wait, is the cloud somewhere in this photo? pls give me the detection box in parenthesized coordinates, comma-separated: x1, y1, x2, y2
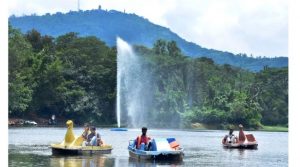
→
(8, 0, 288, 57)
(9, 0, 77, 16)
(162, 0, 288, 57)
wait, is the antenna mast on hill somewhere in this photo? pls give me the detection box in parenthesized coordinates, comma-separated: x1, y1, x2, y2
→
(77, 0, 80, 11)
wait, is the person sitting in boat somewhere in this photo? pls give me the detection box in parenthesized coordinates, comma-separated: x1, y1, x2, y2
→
(223, 128, 238, 144)
(135, 127, 151, 150)
(238, 124, 246, 143)
(81, 123, 90, 145)
(85, 126, 102, 146)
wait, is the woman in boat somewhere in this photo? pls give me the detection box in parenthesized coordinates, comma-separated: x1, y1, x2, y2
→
(81, 123, 90, 141)
(135, 127, 151, 150)
(223, 128, 238, 144)
(81, 123, 90, 146)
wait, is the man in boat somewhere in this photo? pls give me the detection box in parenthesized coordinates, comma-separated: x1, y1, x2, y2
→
(85, 126, 102, 146)
(223, 128, 238, 144)
(135, 127, 151, 150)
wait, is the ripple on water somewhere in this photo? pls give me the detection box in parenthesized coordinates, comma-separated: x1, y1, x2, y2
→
(9, 144, 52, 156)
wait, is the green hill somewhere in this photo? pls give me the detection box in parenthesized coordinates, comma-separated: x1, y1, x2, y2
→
(9, 9, 288, 71)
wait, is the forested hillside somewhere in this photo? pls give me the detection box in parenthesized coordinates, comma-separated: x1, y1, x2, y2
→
(9, 9, 288, 71)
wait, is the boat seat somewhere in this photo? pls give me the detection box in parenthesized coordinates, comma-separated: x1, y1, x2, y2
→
(154, 138, 172, 151)
(170, 141, 180, 149)
(245, 134, 256, 142)
(167, 138, 180, 149)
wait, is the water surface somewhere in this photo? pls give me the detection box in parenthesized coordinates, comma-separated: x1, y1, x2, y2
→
(9, 127, 288, 166)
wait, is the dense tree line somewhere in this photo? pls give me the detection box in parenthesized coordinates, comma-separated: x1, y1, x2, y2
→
(9, 26, 116, 125)
(9, 27, 288, 128)
(133, 40, 288, 129)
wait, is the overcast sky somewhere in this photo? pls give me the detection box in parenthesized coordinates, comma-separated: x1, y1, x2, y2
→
(8, 0, 288, 57)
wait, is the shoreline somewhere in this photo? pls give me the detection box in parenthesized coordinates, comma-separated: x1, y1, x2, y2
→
(8, 118, 288, 132)
(8, 125, 288, 132)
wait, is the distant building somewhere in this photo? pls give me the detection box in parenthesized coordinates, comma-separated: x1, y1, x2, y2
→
(98, 5, 102, 10)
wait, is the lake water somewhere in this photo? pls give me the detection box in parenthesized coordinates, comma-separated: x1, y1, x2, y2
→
(9, 127, 288, 167)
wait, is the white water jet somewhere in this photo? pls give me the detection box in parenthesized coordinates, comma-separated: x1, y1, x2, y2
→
(116, 37, 152, 128)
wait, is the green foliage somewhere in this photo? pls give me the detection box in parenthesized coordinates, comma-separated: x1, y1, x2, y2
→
(9, 73, 33, 115)
(255, 67, 288, 125)
(9, 27, 116, 124)
(186, 106, 228, 124)
(153, 39, 181, 57)
(8, 28, 288, 128)
(9, 26, 35, 115)
(137, 39, 286, 128)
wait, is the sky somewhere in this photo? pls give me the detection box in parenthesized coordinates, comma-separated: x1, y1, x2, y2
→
(8, 0, 288, 57)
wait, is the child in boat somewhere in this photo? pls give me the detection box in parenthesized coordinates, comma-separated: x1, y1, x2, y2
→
(223, 128, 238, 144)
(85, 126, 102, 146)
(135, 127, 152, 150)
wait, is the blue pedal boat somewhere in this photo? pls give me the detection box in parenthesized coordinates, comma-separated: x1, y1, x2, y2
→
(110, 128, 128, 131)
(128, 138, 184, 161)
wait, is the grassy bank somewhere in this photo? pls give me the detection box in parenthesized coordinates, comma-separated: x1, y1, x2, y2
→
(259, 125, 288, 132)
(190, 123, 288, 132)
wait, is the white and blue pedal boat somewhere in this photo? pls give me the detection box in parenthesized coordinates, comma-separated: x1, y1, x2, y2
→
(128, 138, 184, 161)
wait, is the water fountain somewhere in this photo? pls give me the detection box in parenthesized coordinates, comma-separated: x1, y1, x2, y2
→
(112, 37, 153, 130)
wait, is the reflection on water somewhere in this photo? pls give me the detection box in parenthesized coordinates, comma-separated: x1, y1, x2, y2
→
(50, 155, 184, 167)
(50, 155, 113, 167)
(9, 153, 183, 167)
(9, 128, 288, 167)
(128, 157, 183, 167)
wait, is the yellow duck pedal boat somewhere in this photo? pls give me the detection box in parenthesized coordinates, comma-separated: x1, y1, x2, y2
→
(50, 120, 112, 155)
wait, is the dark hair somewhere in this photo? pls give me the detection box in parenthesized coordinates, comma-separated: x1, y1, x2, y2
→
(142, 127, 147, 131)
(90, 126, 96, 131)
(84, 123, 90, 127)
